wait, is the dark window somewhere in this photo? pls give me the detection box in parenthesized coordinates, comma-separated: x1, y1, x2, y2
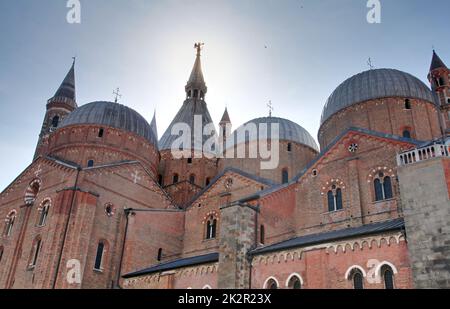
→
(439, 77, 445, 86)
(267, 279, 278, 289)
(206, 218, 217, 240)
(327, 191, 335, 212)
(374, 179, 383, 201)
(0, 247, 4, 263)
(158, 175, 163, 186)
(447, 98, 450, 104)
(4, 214, 15, 237)
(157, 248, 163, 262)
(51, 115, 60, 128)
(404, 99, 411, 110)
(403, 130, 411, 139)
(173, 174, 179, 184)
(87, 160, 94, 168)
(187, 158, 193, 164)
(353, 271, 364, 289)
(288, 276, 302, 289)
(282, 169, 289, 184)
(260, 225, 265, 245)
(105, 204, 113, 216)
(30, 239, 42, 267)
(94, 242, 105, 270)
(287, 143, 292, 152)
(336, 189, 343, 210)
(189, 174, 195, 184)
(98, 128, 104, 138)
(193, 90, 199, 98)
(188, 90, 192, 98)
(200, 91, 204, 100)
(38, 203, 50, 226)
(383, 176, 393, 199)
(382, 266, 395, 289)
(205, 178, 211, 186)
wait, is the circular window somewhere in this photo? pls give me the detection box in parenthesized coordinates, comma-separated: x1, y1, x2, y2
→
(348, 143, 359, 153)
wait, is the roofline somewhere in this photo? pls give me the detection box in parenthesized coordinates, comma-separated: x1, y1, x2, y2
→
(250, 218, 405, 256)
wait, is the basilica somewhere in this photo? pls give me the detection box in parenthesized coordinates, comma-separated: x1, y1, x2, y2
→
(0, 45, 449, 289)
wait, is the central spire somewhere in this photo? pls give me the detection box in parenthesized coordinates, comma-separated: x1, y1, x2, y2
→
(185, 42, 207, 100)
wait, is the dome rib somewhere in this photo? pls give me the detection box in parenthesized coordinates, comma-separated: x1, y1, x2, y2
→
(320, 69, 436, 125)
(60, 101, 158, 147)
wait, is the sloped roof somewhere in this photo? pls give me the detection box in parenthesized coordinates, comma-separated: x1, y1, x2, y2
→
(430, 50, 448, 71)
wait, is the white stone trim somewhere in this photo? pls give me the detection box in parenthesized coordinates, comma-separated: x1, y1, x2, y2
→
(375, 261, 398, 277)
(344, 265, 367, 280)
(285, 273, 304, 287)
(263, 276, 280, 289)
(202, 284, 212, 289)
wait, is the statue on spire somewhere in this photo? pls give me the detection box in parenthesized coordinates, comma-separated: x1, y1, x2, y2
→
(194, 42, 204, 56)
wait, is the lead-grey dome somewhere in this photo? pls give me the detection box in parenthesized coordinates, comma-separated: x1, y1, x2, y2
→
(321, 69, 436, 125)
(60, 101, 158, 147)
(229, 117, 319, 152)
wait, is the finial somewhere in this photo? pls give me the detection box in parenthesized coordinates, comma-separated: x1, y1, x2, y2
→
(194, 42, 204, 56)
(267, 100, 274, 118)
(367, 57, 374, 70)
(113, 87, 122, 103)
(72, 56, 76, 65)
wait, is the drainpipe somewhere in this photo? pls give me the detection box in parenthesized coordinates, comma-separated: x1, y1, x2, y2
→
(52, 166, 81, 289)
(115, 208, 132, 289)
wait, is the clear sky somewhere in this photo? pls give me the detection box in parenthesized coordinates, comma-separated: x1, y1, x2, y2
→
(0, 0, 449, 191)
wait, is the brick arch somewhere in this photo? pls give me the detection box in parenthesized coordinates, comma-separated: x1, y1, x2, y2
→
(24, 178, 42, 206)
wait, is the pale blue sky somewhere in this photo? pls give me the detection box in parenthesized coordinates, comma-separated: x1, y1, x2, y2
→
(1, 0, 449, 191)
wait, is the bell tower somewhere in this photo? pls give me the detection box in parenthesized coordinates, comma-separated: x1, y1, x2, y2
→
(34, 60, 77, 160)
(428, 50, 450, 134)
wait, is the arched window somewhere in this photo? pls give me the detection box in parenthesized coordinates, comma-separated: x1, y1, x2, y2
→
(51, 115, 60, 128)
(282, 169, 289, 184)
(187, 158, 193, 164)
(94, 241, 105, 271)
(266, 278, 278, 289)
(29, 237, 42, 268)
(205, 178, 211, 186)
(87, 160, 94, 168)
(38, 200, 50, 227)
(98, 128, 104, 138)
(24, 179, 41, 206)
(0, 246, 4, 263)
(189, 174, 196, 185)
(404, 99, 411, 110)
(188, 90, 192, 99)
(327, 185, 343, 212)
(351, 270, 364, 289)
(374, 173, 393, 201)
(438, 77, 445, 87)
(381, 265, 395, 289)
(402, 130, 411, 139)
(260, 225, 265, 245)
(173, 174, 179, 184)
(206, 216, 217, 240)
(157, 248, 163, 262)
(158, 174, 163, 186)
(287, 143, 292, 152)
(193, 90, 199, 98)
(3, 212, 16, 237)
(287, 275, 302, 289)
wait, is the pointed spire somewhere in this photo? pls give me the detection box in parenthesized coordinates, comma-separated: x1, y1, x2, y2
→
(220, 107, 231, 124)
(185, 43, 207, 99)
(430, 50, 448, 71)
(50, 59, 77, 107)
(150, 110, 158, 140)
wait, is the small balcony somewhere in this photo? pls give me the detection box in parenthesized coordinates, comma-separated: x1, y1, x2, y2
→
(397, 141, 450, 167)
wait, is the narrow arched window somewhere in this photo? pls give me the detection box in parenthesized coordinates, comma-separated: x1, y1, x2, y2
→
(206, 217, 217, 240)
(173, 174, 179, 184)
(382, 265, 395, 289)
(38, 202, 50, 227)
(29, 238, 42, 268)
(94, 241, 105, 271)
(51, 115, 60, 128)
(260, 225, 265, 245)
(157, 248, 163, 262)
(383, 176, 393, 199)
(193, 89, 199, 98)
(189, 174, 196, 184)
(0, 246, 4, 263)
(158, 174, 163, 186)
(288, 276, 302, 289)
(403, 130, 411, 139)
(87, 160, 94, 168)
(282, 169, 289, 184)
(327, 191, 335, 212)
(3, 213, 16, 237)
(266, 279, 278, 289)
(287, 143, 292, 152)
(404, 99, 411, 110)
(439, 77, 445, 87)
(205, 178, 211, 186)
(374, 178, 384, 201)
(336, 188, 343, 210)
(352, 270, 364, 289)
(98, 128, 104, 138)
